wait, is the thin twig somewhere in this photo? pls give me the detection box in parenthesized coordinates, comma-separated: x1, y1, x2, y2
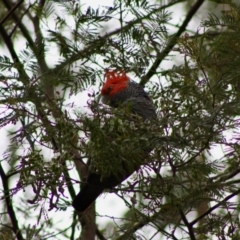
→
(0, 0, 23, 26)
(9, 3, 33, 38)
(2, 0, 48, 72)
(70, 212, 77, 240)
(140, 0, 205, 85)
(53, 0, 187, 76)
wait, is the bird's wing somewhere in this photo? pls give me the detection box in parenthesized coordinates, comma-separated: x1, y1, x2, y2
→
(123, 96, 157, 121)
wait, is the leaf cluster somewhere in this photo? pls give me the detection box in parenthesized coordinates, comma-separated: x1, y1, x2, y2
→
(1, 0, 240, 240)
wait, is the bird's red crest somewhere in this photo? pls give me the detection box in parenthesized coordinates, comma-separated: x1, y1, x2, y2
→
(101, 70, 129, 97)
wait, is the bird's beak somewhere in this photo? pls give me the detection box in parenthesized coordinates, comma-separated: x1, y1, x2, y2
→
(101, 95, 110, 105)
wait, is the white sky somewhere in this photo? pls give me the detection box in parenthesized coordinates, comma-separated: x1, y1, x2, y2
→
(0, 0, 232, 239)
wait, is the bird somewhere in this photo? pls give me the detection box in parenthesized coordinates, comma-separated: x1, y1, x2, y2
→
(72, 70, 157, 212)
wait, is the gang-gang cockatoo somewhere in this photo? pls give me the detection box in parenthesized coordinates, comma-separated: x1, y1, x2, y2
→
(72, 70, 157, 212)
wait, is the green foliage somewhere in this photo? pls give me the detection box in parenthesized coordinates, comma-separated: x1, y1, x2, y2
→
(1, 0, 240, 240)
(82, 109, 155, 179)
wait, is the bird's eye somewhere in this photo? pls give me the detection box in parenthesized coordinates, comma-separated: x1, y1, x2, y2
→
(107, 86, 113, 92)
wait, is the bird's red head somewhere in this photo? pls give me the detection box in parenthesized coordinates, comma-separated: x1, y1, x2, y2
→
(101, 70, 129, 98)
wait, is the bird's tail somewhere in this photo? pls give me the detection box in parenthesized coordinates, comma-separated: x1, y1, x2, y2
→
(72, 184, 104, 212)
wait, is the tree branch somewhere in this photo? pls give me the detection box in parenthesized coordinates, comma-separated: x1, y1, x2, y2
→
(115, 207, 180, 240)
(2, 0, 49, 73)
(96, 228, 107, 240)
(179, 208, 196, 240)
(53, 0, 187, 74)
(1, 2, 93, 239)
(0, 23, 29, 82)
(0, 163, 24, 240)
(190, 189, 240, 226)
(140, 0, 205, 85)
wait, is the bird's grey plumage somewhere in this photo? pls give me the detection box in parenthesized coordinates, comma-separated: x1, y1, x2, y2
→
(102, 81, 157, 121)
(72, 79, 157, 212)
